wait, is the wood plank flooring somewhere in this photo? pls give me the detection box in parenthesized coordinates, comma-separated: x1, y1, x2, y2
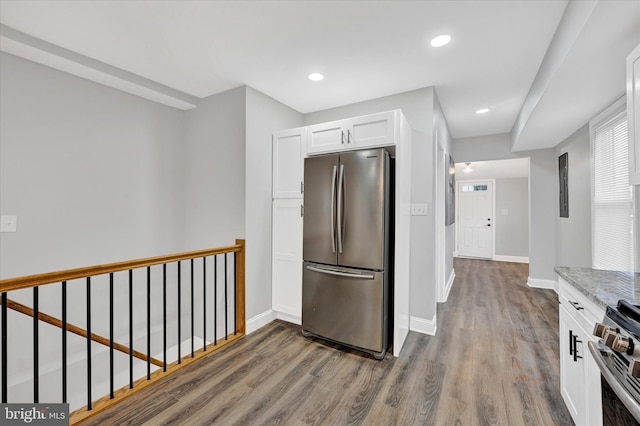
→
(82, 258, 573, 425)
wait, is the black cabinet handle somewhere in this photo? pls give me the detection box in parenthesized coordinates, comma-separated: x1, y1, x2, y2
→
(569, 330, 574, 356)
(569, 300, 584, 311)
(573, 334, 583, 362)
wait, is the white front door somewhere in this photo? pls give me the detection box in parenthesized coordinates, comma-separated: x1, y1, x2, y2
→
(457, 181, 493, 259)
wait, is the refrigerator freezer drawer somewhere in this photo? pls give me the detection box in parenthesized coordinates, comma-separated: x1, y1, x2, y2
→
(302, 262, 388, 353)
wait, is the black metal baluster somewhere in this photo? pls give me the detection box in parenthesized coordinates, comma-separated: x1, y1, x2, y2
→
(214, 255, 217, 345)
(178, 261, 181, 364)
(33, 286, 39, 403)
(109, 273, 114, 399)
(128, 270, 133, 389)
(163, 264, 167, 372)
(86, 277, 92, 410)
(62, 282, 67, 403)
(224, 253, 228, 341)
(203, 257, 206, 352)
(1, 292, 6, 403)
(234, 252, 237, 335)
(191, 258, 194, 357)
(146, 267, 151, 380)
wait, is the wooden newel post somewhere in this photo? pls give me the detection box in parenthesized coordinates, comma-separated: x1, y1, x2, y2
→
(235, 239, 246, 334)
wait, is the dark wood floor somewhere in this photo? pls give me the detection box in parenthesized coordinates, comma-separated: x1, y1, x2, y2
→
(82, 258, 573, 425)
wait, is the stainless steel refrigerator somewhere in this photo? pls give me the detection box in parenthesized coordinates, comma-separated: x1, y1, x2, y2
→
(302, 148, 391, 359)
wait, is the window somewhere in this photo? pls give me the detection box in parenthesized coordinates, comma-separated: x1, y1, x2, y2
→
(591, 98, 634, 271)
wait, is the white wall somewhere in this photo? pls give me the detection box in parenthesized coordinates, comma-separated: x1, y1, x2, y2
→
(179, 87, 247, 251)
(245, 87, 303, 322)
(0, 53, 184, 278)
(495, 177, 529, 257)
(554, 124, 592, 268)
(303, 87, 441, 323)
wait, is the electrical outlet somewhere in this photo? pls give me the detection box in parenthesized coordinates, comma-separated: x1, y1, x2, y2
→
(410, 204, 428, 216)
(1, 215, 17, 232)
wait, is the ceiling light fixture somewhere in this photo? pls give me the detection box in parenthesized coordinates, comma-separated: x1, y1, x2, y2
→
(476, 108, 489, 114)
(308, 72, 324, 82)
(430, 35, 451, 47)
(463, 162, 473, 173)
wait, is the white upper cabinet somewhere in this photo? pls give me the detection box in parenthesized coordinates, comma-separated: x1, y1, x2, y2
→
(273, 127, 306, 198)
(307, 110, 397, 155)
(628, 43, 640, 185)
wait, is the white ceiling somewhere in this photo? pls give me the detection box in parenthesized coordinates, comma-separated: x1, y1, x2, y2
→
(455, 158, 530, 180)
(0, 1, 639, 150)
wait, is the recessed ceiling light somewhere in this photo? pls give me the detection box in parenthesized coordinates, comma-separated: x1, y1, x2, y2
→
(308, 73, 324, 82)
(430, 35, 451, 47)
(476, 108, 489, 114)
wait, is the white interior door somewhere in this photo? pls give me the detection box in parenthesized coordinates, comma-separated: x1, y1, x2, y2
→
(457, 181, 493, 259)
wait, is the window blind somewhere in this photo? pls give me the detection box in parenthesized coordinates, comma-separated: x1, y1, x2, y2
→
(591, 106, 633, 271)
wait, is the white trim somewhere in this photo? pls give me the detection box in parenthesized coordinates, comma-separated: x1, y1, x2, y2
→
(442, 269, 455, 303)
(275, 311, 301, 325)
(493, 255, 530, 264)
(527, 277, 558, 293)
(246, 310, 276, 334)
(410, 314, 437, 336)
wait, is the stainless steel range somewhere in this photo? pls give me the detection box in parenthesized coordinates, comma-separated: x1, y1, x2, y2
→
(592, 300, 640, 424)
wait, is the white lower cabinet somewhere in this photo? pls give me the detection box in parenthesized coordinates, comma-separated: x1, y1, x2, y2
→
(271, 198, 303, 323)
(558, 277, 604, 426)
(559, 304, 587, 424)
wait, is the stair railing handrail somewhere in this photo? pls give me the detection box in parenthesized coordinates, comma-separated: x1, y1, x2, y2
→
(0, 243, 242, 292)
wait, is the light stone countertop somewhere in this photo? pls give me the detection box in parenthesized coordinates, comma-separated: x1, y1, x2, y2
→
(554, 267, 640, 309)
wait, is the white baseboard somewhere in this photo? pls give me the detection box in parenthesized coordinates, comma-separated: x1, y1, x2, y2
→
(527, 277, 558, 293)
(275, 311, 301, 325)
(246, 310, 276, 334)
(493, 255, 530, 264)
(410, 314, 437, 336)
(443, 269, 455, 303)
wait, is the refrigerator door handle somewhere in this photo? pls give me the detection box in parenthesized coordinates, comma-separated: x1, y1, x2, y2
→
(305, 265, 375, 280)
(337, 164, 345, 254)
(330, 165, 337, 253)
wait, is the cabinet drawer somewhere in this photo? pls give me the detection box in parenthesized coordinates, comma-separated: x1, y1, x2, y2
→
(558, 277, 604, 335)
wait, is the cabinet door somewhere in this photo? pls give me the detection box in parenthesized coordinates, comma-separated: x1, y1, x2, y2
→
(628, 44, 640, 185)
(344, 110, 396, 150)
(272, 199, 303, 322)
(307, 121, 346, 155)
(306, 110, 398, 155)
(273, 128, 305, 198)
(559, 304, 587, 426)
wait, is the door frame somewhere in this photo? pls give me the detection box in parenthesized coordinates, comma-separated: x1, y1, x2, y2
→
(455, 179, 496, 259)
(435, 138, 446, 303)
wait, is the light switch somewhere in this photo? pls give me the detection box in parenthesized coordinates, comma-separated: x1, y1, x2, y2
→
(1, 215, 17, 232)
(411, 204, 428, 216)
(501, 209, 509, 216)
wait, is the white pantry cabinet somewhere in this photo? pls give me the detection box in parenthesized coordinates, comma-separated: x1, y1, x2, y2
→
(307, 110, 397, 155)
(628, 43, 640, 185)
(273, 127, 306, 198)
(271, 198, 303, 323)
(558, 277, 604, 426)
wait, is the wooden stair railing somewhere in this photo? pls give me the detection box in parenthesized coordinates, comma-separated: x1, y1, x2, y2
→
(0, 239, 246, 425)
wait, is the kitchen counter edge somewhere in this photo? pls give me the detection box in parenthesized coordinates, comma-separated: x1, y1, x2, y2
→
(554, 266, 640, 309)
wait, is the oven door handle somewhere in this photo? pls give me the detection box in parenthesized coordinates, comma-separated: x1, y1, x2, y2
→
(588, 340, 640, 423)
